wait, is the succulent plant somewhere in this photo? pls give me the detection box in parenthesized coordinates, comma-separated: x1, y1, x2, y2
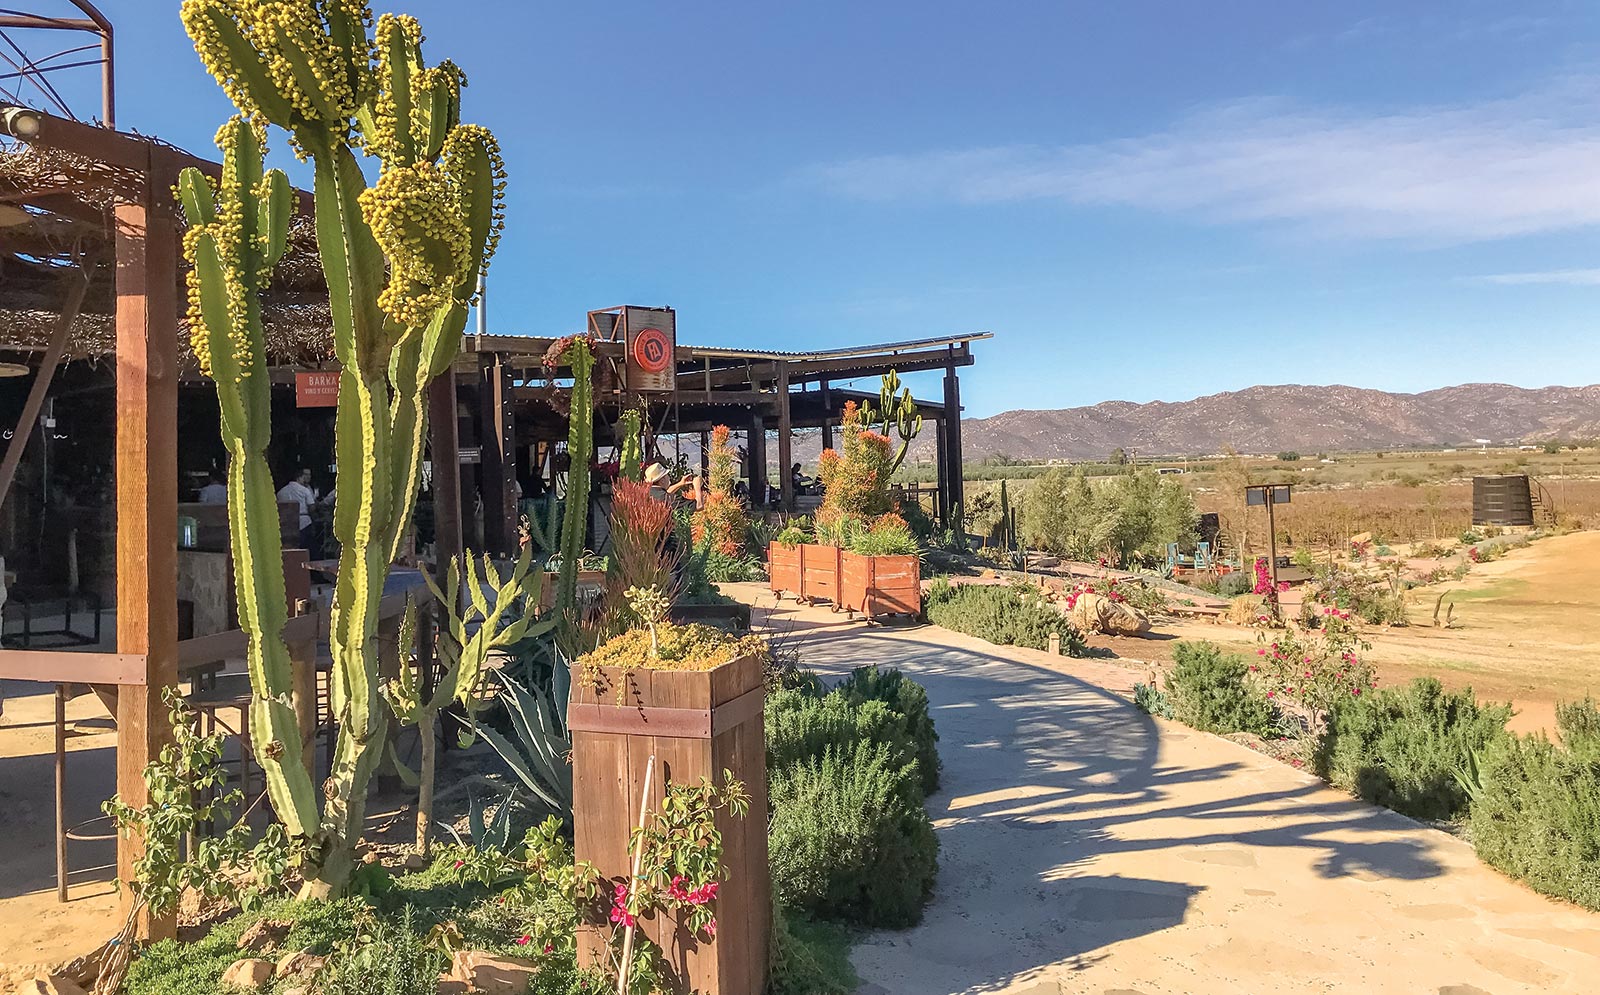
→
(860, 368, 923, 474)
(179, 0, 504, 897)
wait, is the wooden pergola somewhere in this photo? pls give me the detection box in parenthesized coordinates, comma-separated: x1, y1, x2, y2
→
(460, 329, 987, 556)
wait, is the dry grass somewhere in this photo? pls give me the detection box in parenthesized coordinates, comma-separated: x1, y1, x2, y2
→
(1195, 480, 1600, 546)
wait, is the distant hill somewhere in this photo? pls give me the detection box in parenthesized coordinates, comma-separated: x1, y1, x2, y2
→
(943, 383, 1600, 461)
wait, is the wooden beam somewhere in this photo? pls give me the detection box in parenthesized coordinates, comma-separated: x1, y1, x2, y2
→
(0, 649, 146, 684)
(0, 257, 96, 511)
(819, 379, 834, 452)
(777, 365, 793, 512)
(784, 345, 974, 384)
(113, 149, 180, 941)
(479, 352, 516, 556)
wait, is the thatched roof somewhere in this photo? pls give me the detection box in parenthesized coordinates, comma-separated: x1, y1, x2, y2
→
(0, 139, 333, 365)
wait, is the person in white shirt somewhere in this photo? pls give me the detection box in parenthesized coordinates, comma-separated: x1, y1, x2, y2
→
(277, 468, 319, 553)
(198, 470, 227, 504)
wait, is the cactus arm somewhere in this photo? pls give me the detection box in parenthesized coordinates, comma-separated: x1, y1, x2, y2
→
(259, 169, 291, 268)
(619, 409, 643, 482)
(182, 5, 295, 126)
(311, 141, 388, 375)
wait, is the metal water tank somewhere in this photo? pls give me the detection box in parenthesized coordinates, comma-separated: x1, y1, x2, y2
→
(1472, 475, 1533, 527)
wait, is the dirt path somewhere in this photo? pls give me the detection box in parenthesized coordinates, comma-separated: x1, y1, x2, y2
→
(738, 588, 1600, 994)
(1080, 531, 1600, 734)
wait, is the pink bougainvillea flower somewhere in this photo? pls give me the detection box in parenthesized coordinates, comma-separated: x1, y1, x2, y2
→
(452, 860, 464, 870)
(515, 934, 531, 946)
(704, 919, 717, 938)
(1257, 648, 1267, 656)
(544, 943, 554, 955)
(1266, 691, 1276, 699)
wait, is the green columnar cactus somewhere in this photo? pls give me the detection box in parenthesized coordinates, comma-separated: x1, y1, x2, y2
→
(860, 369, 923, 474)
(550, 337, 595, 629)
(384, 543, 551, 856)
(180, 0, 504, 897)
(618, 408, 644, 483)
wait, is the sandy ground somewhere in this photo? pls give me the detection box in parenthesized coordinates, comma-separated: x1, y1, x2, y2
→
(733, 586, 1600, 995)
(0, 682, 123, 977)
(1085, 531, 1600, 735)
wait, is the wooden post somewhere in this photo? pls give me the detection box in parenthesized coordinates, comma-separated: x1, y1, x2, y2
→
(55, 684, 67, 903)
(776, 365, 793, 512)
(933, 415, 949, 525)
(113, 155, 180, 941)
(819, 378, 834, 452)
(426, 373, 463, 714)
(943, 358, 965, 517)
(746, 411, 767, 509)
(479, 352, 516, 557)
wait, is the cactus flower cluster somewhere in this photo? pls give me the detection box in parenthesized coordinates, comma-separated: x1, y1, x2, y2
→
(179, 0, 505, 896)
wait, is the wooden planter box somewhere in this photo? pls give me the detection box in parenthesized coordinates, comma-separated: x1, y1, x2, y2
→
(840, 551, 921, 621)
(799, 543, 843, 607)
(569, 654, 770, 994)
(768, 542, 844, 608)
(767, 542, 801, 599)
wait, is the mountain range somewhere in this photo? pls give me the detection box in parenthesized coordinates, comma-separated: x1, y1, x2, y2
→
(945, 383, 1600, 461)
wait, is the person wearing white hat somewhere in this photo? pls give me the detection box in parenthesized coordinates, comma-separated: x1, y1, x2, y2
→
(644, 462, 705, 509)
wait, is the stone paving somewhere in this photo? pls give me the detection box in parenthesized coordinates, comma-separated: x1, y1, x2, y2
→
(739, 587, 1600, 995)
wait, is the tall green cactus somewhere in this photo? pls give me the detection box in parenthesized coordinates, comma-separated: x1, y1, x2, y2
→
(180, 0, 504, 897)
(860, 368, 923, 473)
(545, 336, 595, 631)
(618, 408, 644, 483)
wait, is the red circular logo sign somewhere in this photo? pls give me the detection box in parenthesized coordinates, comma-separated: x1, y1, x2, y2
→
(632, 326, 671, 374)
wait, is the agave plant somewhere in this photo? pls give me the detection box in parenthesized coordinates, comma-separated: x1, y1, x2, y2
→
(476, 667, 573, 821)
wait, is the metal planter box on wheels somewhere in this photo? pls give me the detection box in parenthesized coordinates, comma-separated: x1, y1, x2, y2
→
(569, 654, 770, 994)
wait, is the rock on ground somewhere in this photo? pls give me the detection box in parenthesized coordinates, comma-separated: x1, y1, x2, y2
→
(220, 958, 275, 989)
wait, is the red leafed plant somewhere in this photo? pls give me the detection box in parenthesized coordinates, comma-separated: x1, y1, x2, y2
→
(817, 402, 895, 529)
(609, 478, 679, 606)
(692, 425, 749, 557)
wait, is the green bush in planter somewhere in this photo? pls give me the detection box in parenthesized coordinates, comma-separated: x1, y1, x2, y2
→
(1164, 641, 1276, 736)
(834, 666, 942, 796)
(1316, 677, 1510, 821)
(1468, 698, 1600, 910)
(768, 741, 938, 928)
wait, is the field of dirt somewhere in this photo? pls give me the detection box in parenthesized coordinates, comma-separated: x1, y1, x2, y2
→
(1103, 530, 1600, 734)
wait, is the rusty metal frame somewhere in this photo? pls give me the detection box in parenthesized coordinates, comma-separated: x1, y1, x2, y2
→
(0, 2, 115, 125)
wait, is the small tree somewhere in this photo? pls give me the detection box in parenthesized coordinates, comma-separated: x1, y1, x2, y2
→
(691, 424, 749, 556)
(384, 544, 550, 858)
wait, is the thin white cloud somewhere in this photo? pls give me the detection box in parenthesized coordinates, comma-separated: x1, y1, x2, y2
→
(805, 82, 1600, 243)
(1473, 268, 1600, 285)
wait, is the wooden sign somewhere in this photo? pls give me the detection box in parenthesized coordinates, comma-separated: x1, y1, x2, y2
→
(295, 370, 340, 407)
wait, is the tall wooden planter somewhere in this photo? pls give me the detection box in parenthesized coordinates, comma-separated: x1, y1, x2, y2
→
(569, 653, 771, 994)
(840, 551, 921, 620)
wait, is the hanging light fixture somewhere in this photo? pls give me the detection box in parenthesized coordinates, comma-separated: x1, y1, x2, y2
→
(0, 362, 31, 377)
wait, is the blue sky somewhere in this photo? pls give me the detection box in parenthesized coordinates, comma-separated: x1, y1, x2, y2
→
(12, 2, 1600, 416)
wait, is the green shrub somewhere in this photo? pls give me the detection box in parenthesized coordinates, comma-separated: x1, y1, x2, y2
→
(1164, 641, 1276, 736)
(318, 910, 443, 995)
(768, 741, 938, 927)
(126, 899, 370, 995)
(924, 579, 1087, 655)
(1133, 681, 1174, 718)
(1217, 571, 1253, 598)
(1316, 677, 1511, 821)
(834, 666, 941, 796)
(766, 688, 922, 795)
(1469, 701, 1600, 910)
(767, 903, 859, 995)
